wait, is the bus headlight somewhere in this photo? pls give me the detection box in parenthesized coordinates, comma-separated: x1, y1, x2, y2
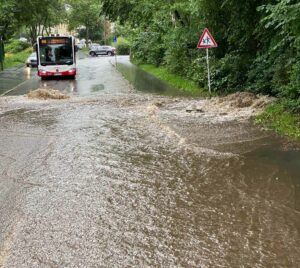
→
(68, 68, 76, 74)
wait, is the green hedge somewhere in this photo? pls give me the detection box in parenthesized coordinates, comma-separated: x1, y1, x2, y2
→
(117, 43, 130, 55)
(5, 39, 31, 53)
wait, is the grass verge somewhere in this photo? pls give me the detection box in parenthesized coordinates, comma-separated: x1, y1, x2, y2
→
(3, 48, 32, 69)
(138, 63, 208, 96)
(256, 103, 300, 140)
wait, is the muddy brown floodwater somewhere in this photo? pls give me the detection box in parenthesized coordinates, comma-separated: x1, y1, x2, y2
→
(0, 56, 299, 268)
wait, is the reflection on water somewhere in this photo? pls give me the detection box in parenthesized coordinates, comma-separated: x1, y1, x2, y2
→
(26, 67, 31, 80)
(243, 145, 300, 211)
(117, 61, 200, 97)
(92, 84, 105, 92)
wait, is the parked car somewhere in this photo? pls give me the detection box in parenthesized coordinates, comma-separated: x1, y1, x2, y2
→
(26, 52, 37, 67)
(89, 46, 116, 56)
(88, 43, 100, 49)
(19, 37, 28, 42)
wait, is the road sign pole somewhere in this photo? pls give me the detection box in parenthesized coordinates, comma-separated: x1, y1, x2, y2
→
(197, 28, 217, 96)
(113, 36, 118, 67)
(0, 35, 3, 71)
(206, 48, 211, 95)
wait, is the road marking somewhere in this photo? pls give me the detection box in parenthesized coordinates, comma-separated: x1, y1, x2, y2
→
(0, 80, 29, 97)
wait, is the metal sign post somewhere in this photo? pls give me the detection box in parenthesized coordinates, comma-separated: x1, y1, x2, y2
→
(206, 48, 211, 95)
(113, 36, 117, 67)
(197, 28, 218, 95)
(0, 35, 4, 71)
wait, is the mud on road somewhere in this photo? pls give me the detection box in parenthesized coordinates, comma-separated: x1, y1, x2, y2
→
(0, 57, 299, 267)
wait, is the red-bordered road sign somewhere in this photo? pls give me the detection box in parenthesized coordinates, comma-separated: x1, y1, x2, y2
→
(197, 28, 218, 49)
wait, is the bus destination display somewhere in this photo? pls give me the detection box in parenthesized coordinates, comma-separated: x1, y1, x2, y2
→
(39, 38, 70, 45)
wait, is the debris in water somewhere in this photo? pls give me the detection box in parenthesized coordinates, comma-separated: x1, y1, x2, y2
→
(27, 89, 70, 100)
(186, 105, 204, 113)
(195, 107, 204, 113)
(218, 92, 257, 108)
(218, 92, 274, 109)
(153, 101, 164, 107)
(180, 91, 275, 120)
(186, 104, 197, 113)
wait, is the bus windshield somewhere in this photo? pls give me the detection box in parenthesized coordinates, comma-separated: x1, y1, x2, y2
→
(39, 38, 73, 66)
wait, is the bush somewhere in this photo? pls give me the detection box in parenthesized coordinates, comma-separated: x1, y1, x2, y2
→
(5, 39, 31, 53)
(112, 37, 131, 55)
(4, 47, 32, 69)
(283, 60, 300, 100)
(162, 28, 193, 76)
(117, 43, 130, 55)
(131, 31, 165, 66)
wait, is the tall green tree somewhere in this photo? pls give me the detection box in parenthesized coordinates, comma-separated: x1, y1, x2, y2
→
(15, 0, 66, 43)
(67, 0, 104, 43)
(0, 0, 19, 39)
(0, 0, 66, 43)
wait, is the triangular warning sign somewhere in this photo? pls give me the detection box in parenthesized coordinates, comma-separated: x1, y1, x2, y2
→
(197, 28, 218, 48)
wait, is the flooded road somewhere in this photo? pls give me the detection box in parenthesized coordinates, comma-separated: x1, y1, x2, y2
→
(0, 55, 299, 267)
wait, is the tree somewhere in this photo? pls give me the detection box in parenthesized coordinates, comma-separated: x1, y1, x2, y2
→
(67, 0, 104, 43)
(15, 0, 66, 44)
(0, 0, 19, 40)
(1, 0, 66, 43)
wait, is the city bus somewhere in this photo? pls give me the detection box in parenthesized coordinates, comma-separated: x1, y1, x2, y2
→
(36, 35, 77, 79)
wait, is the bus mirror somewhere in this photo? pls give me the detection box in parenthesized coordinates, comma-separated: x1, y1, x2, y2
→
(75, 45, 79, 52)
(33, 43, 37, 51)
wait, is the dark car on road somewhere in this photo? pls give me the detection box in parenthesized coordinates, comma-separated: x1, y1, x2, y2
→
(89, 46, 116, 57)
(26, 52, 37, 67)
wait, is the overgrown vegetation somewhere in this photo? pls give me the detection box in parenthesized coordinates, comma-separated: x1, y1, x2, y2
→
(2, 39, 32, 69)
(138, 64, 206, 95)
(101, 0, 300, 140)
(4, 47, 32, 69)
(5, 39, 31, 53)
(112, 37, 130, 55)
(256, 103, 300, 140)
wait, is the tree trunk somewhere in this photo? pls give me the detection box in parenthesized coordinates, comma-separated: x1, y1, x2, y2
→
(30, 26, 37, 45)
(86, 26, 89, 46)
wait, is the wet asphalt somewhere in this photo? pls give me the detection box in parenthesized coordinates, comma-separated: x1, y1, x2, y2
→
(0, 53, 299, 267)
